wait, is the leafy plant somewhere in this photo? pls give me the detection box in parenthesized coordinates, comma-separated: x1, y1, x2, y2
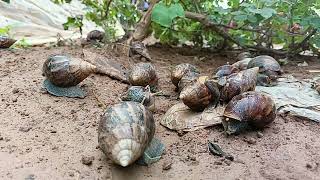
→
(0, 25, 11, 36)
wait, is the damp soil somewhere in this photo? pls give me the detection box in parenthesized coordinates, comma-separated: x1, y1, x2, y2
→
(0, 45, 320, 180)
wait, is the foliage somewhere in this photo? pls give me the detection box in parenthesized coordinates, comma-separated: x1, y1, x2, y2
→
(54, 0, 142, 42)
(56, 0, 320, 55)
(0, 26, 11, 36)
(1, 0, 10, 3)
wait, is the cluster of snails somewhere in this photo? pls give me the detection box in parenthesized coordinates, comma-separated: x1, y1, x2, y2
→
(42, 51, 158, 167)
(171, 53, 281, 134)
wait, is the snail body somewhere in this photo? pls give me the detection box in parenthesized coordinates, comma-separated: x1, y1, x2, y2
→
(180, 77, 220, 112)
(98, 101, 155, 167)
(220, 67, 259, 102)
(43, 55, 96, 87)
(128, 63, 158, 91)
(0, 36, 16, 48)
(171, 63, 200, 88)
(130, 41, 152, 61)
(247, 55, 282, 86)
(121, 86, 155, 111)
(223, 91, 276, 134)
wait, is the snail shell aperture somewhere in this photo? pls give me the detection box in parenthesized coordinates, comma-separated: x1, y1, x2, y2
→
(98, 101, 155, 167)
(223, 91, 276, 134)
(43, 55, 96, 87)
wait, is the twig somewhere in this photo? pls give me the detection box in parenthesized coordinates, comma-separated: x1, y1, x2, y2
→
(104, 0, 113, 20)
(92, 89, 107, 109)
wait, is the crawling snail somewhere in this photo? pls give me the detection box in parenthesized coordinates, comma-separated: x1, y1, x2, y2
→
(128, 63, 158, 91)
(214, 65, 239, 78)
(0, 36, 16, 48)
(98, 101, 155, 167)
(247, 55, 282, 86)
(121, 86, 155, 111)
(232, 52, 253, 70)
(222, 91, 276, 135)
(43, 55, 97, 87)
(171, 63, 200, 88)
(220, 67, 259, 102)
(180, 77, 220, 112)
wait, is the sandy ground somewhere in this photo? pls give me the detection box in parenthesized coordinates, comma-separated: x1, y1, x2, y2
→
(0, 45, 320, 180)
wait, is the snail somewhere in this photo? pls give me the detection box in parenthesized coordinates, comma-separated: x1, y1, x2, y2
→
(220, 67, 259, 102)
(180, 77, 220, 112)
(232, 52, 253, 70)
(222, 91, 276, 135)
(247, 55, 282, 86)
(0, 36, 16, 48)
(120, 86, 155, 111)
(128, 63, 158, 91)
(98, 101, 155, 167)
(171, 63, 200, 88)
(43, 55, 96, 87)
(43, 54, 129, 87)
(177, 71, 200, 92)
(86, 30, 104, 42)
(130, 41, 152, 61)
(214, 65, 239, 78)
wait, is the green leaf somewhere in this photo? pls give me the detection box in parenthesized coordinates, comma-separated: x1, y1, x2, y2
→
(151, 3, 185, 28)
(259, 8, 276, 19)
(234, 15, 248, 21)
(2, 0, 10, 3)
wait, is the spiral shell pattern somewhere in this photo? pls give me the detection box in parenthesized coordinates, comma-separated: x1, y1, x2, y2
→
(43, 55, 96, 87)
(98, 102, 155, 167)
(128, 63, 158, 89)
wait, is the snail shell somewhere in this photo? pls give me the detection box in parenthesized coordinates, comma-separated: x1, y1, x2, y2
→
(130, 41, 152, 61)
(0, 36, 16, 48)
(86, 30, 104, 42)
(121, 86, 155, 111)
(247, 55, 282, 86)
(237, 52, 252, 61)
(223, 91, 276, 134)
(171, 63, 200, 88)
(98, 101, 155, 167)
(214, 65, 239, 78)
(128, 63, 158, 90)
(180, 77, 220, 112)
(220, 67, 259, 102)
(43, 55, 96, 87)
(178, 71, 200, 92)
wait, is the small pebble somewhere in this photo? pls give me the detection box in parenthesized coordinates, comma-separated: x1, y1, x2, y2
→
(244, 137, 257, 145)
(12, 88, 19, 94)
(214, 161, 223, 165)
(81, 156, 94, 166)
(306, 163, 312, 169)
(162, 160, 172, 170)
(19, 126, 32, 132)
(12, 97, 18, 103)
(257, 132, 263, 138)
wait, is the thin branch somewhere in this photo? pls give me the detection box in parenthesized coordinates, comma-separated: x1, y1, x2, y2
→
(104, 0, 113, 19)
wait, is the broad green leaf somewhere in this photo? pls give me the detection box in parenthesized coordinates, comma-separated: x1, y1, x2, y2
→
(259, 8, 276, 19)
(151, 3, 185, 28)
(234, 15, 248, 21)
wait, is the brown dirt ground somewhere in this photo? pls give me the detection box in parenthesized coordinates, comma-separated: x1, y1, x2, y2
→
(0, 45, 320, 180)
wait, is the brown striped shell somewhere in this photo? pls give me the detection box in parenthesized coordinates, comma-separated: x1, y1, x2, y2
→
(220, 67, 259, 102)
(98, 101, 155, 167)
(222, 91, 276, 134)
(86, 30, 104, 42)
(42, 55, 96, 87)
(171, 63, 200, 88)
(0, 36, 16, 48)
(177, 71, 200, 92)
(128, 63, 158, 89)
(247, 55, 282, 86)
(214, 65, 239, 78)
(180, 77, 220, 112)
